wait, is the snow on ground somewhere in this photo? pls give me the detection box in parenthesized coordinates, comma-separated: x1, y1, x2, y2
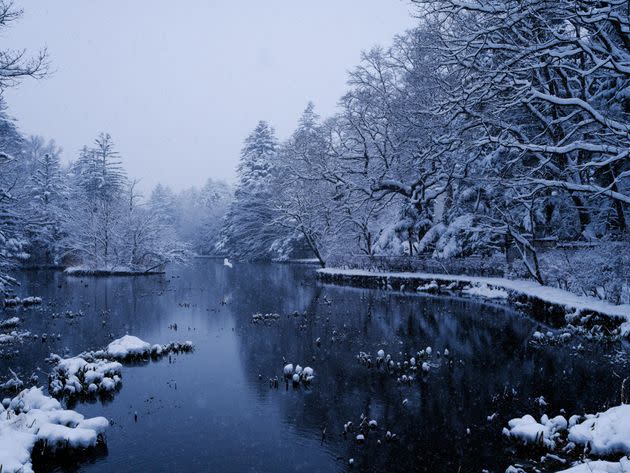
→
(64, 266, 163, 276)
(462, 284, 509, 299)
(568, 404, 630, 456)
(503, 414, 568, 448)
(0, 387, 108, 473)
(557, 458, 630, 473)
(317, 268, 630, 321)
(505, 405, 630, 472)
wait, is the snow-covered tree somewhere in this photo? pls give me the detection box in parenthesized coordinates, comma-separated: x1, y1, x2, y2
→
(63, 134, 191, 272)
(119, 180, 190, 272)
(272, 104, 344, 265)
(63, 133, 128, 269)
(413, 0, 629, 239)
(219, 121, 282, 258)
(24, 136, 66, 264)
(0, 2, 47, 296)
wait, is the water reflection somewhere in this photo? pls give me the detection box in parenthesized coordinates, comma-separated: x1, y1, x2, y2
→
(2, 260, 628, 473)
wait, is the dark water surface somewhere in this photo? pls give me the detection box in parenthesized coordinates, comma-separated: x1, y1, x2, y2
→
(2, 260, 629, 472)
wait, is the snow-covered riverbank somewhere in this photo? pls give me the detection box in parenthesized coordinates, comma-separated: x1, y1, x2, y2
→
(317, 268, 630, 329)
(505, 404, 630, 473)
(64, 266, 165, 276)
(0, 387, 109, 473)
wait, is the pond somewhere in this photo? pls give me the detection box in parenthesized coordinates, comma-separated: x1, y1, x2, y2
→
(3, 259, 629, 472)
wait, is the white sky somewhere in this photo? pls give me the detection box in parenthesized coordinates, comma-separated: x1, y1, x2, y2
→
(3, 1, 415, 191)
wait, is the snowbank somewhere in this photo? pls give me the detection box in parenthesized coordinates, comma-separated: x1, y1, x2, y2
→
(558, 458, 630, 473)
(317, 268, 630, 323)
(0, 387, 108, 473)
(462, 284, 508, 299)
(102, 336, 192, 361)
(503, 414, 568, 448)
(505, 405, 630, 472)
(64, 266, 164, 276)
(568, 405, 630, 456)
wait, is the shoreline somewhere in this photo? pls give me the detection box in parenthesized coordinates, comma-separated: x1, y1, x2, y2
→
(64, 268, 165, 277)
(317, 267, 630, 332)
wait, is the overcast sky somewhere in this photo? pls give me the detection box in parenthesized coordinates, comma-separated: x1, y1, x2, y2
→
(3, 1, 415, 191)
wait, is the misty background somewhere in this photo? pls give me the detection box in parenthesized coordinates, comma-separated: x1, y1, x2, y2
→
(3, 0, 414, 191)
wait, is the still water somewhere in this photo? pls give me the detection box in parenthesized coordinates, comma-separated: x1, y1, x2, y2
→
(3, 259, 629, 472)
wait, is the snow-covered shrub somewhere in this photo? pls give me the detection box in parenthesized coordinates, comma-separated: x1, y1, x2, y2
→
(433, 215, 500, 259)
(511, 242, 630, 304)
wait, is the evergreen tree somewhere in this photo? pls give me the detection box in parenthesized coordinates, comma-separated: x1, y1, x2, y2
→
(219, 121, 280, 258)
(26, 137, 66, 264)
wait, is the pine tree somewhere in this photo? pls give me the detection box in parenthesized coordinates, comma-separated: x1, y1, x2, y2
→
(26, 137, 66, 264)
(219, 121, 280, 258)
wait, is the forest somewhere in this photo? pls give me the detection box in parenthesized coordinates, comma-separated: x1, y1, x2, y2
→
(220, 0, 629, 304)
(2, 0, 627, 305)
(1, 1, 630, 473)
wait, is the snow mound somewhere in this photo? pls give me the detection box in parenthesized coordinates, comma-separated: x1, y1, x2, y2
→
(568, 404, 630, 456)
(282, 363, 315, 384)
(505, 405, 630, 471)
(0, 387, 108, 473)
(0, 317, 20, 328)
(558, 458, 630, 473)
(106, 335, 152, 359)
(504, 414, 568, 448)
(48, 337, 193, 399)
(48, 354, 123, 397)
(463, 284, 508, 299)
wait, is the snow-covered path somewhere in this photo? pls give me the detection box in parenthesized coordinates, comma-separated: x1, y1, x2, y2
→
(317, 268, 630, 322)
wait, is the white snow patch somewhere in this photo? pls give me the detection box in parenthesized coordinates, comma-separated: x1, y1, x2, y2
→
(568, 404, 630, 456)
(106, 335, 151, 359)
(504, 414, 568, 448)
(48, 355, 123, 396)
(557, 458, 630, 473)
(463, 284, 508, 299)
(0, 387, 108, 473)
(318, 268, 630, 321)
(0, 317, 20, 328)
